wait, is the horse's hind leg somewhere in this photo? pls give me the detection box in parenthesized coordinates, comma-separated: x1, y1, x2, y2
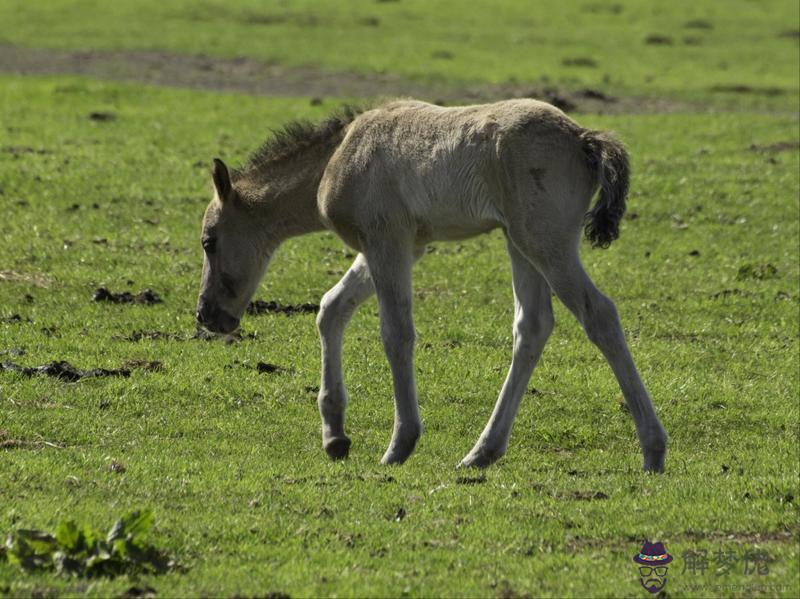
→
(316, 253, 375, 459)
(362, 234, 422, 465)
(459, 237, 554, 468)
(509, 232, 668, 472)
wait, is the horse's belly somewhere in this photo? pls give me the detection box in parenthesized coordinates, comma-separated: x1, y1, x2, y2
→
(421, 218, 498, 242)
(416, 195, 503, 242)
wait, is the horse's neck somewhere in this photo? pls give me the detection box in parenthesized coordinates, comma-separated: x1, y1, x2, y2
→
(246, 144, 336, 239)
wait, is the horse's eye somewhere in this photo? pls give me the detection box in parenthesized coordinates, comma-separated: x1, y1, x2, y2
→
(202, 238, 216, 253)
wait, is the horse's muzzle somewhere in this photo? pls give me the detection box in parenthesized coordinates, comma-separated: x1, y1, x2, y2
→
(196, 300, 240, 334)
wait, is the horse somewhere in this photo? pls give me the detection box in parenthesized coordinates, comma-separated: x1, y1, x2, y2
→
(195, 99, 668, 472)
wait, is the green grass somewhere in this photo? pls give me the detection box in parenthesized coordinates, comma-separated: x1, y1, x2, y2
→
(1, 76, 797, 598)
(1, 1, 799, 597)
(0, 0, 798, 107)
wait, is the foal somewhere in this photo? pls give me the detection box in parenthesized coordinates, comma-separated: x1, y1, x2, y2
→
(196, 99, 668, 472)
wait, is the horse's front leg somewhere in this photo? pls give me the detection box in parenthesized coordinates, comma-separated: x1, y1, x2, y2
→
(316, 253, 375, 459)
(363, 237, 422, 465)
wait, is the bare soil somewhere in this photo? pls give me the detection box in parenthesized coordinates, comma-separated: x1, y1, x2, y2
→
(247, 299, 319, 315)
(92, 287, 163, 304)
(0, 45, 698, 113)
(0, 359, 131, 381)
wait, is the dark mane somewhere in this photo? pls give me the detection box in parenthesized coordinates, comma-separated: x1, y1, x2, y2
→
(232, 105, 363, 181)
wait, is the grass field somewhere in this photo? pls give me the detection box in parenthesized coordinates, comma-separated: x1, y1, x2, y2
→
(1, 0, 798, 106)
(1, 1, 798, 597)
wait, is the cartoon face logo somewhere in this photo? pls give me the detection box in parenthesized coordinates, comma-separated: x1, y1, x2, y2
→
(633, 541, 673, 593)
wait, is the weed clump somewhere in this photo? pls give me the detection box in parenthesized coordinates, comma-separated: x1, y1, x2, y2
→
(0, 510, 176, 577)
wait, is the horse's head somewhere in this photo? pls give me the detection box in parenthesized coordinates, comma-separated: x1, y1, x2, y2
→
(196, 159, 273, 334)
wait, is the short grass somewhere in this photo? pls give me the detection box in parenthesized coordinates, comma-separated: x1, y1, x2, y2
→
(1, 76, 798, 597)
(0, 0, 798, 108)
(1, 1, 799, 597)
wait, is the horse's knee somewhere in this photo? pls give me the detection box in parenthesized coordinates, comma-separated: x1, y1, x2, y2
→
(316, 292, 334, 334)
(316, 290, 350, 337)
(534, 305, 555, 340)
(513, 305, 554, 356)
(582, 292, 622, 348)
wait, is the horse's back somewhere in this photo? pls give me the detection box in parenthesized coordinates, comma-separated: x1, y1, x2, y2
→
(318, 99, 591, 246)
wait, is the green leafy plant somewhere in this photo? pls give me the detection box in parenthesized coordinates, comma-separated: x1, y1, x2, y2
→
(2, 510, 173, 577)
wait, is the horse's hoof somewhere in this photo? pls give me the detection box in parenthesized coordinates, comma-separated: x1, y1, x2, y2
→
(458, 445, 504, 469)
(642, 435, 667, 473)
(379, 424, 421, 465)
(324, 436, 351, 460)
(380, 447, 413, 465)
(643, 453, 666, 473)
(379, 440, 418, 465)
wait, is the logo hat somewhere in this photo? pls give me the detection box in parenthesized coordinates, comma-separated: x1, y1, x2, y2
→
(633, 541, 673, 565)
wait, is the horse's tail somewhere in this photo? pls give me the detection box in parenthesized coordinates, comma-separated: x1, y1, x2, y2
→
(580, 129, 630, 248)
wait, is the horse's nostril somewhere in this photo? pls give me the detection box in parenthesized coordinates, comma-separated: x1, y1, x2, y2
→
(196, 301, 211, 324)
(197, 300, 218, 325)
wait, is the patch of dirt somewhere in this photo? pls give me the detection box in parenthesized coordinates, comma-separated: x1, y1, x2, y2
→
(226, 359, 284, 373)
(0, 348, 26, 357)
(644, 34, 673, 45)
(684, 19, 713, 30)
(576, 88, 614, 102)
(1, 360, 131, 381)
(113, 330, 182, 341)
(120, 585, 156, 599)
(1, 438, 32, 449)
(112, 327, 256, 344)
(2, 145, 51, 156)
(0, 45, 700, 114)
(563, 57, 597, 68)
(431, 49, 454, 60)
(121, 359, 163, 371)
(749, 140, 799, 153)
(191, 328, 257, 343)
(710, 84, 786, 96)
(737, 263, 779, 281)
(0, 314, 31, 324)
(256, 361, 281, 373)
(88, 111, 116, 121)
(234, 11, 320, 28)
(710, 289, 753, 301)
(0, 270, 53, 287)
(566, 490, 609, 501)
(455, 474, 487, 485)
(583, 3, 623, 14)
(247, 299, 319, 316)
(92, 287, 163, 304)
(0, 430, 65, 450)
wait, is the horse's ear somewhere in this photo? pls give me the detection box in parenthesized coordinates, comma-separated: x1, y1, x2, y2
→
(212, 158, 232, 201)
